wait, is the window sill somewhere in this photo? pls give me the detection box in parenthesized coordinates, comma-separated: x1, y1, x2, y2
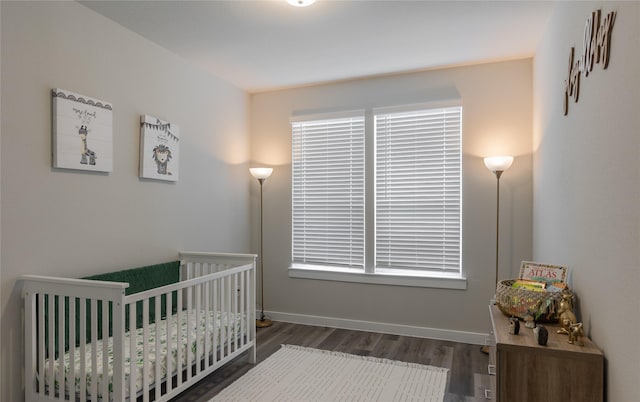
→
(288, 266, 467, 290)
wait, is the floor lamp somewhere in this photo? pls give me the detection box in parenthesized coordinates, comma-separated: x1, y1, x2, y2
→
(483, 156, 514, 290)
(481, 156, 513, 354)
(250, 167, 273, 328)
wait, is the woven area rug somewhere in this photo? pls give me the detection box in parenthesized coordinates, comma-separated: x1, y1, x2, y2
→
(211, 344, 448, 402)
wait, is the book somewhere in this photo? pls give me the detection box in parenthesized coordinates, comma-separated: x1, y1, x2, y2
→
(511, 279, 547, 292)
(547, 281, 568, 292)
(519, 261, 568, 285)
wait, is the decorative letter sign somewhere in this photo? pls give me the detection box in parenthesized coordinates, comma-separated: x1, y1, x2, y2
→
(563, 9, 616, 115)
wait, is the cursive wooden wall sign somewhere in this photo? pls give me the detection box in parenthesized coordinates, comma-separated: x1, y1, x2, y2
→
(564, 9, 616, 115)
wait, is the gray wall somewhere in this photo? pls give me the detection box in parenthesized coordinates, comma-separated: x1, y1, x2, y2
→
(250, 59, 534, 336)
(0, 2, 251, 400)
(533, 2, 640, 401)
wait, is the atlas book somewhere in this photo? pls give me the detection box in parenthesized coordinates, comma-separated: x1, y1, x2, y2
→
(519, 261, 568, 287)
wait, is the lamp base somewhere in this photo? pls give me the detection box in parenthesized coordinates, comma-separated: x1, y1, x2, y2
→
(256, 318, 273, 328)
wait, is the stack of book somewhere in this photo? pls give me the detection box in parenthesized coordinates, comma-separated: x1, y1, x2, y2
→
(512, 261, 568, 293)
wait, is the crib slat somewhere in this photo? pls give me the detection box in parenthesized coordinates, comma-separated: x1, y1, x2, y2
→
(227, 276, 232, 355)
(176, 288, 183, 388)
(203, 280, 210, 370)
(155, 296, 161, 401)
(244, 270, 249, 346)
(249, 264, 257, 363)
(166, 292, 173, 395)
(102, 300, 109, 401)
(233, 273, 238, 352)
(129, 302, 137, 402)
(57, 295, 65, 400)
(195, 283, 201, 375)
(220, 278, 226, 360)
(239, 272, 245, 348)
(37, 293, 45, 396)
(212, 278, 218, 366)
(142, 298, 149, 402)
(69, 297, 76, 401)
(99, 300, 109, 400)
(79, 297, 87, 402)
(47, 294, 54, 397)
(112, 298, 126, 402)
(186, 286, 193, 381)
(90, 299, 98, 402)
(24, 290, 37, 400)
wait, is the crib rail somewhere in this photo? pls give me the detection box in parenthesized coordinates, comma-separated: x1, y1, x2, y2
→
(180, 251, 258, 277)
(22, 252, 257, 402)
(22, 277, 128, 402)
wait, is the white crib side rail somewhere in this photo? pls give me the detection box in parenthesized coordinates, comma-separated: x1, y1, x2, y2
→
(180, 251, 257, 278)
(22, 275, 129, 299)
(179, 251, 257, 365)
(122, 260, 256, 402)
(21, 275, 128, 402)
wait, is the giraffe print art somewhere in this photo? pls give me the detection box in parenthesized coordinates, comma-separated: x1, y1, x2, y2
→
(78, 125, 97, 165)
(52, 88, 113, 172)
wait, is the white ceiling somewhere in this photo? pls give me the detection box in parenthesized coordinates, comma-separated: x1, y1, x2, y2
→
(81, 0, 555, 93)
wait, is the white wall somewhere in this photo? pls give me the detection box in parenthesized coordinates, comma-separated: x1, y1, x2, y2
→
(250, 59, 533, 338)
(0, 2, 251, 400)
(533, 2, 640, 401)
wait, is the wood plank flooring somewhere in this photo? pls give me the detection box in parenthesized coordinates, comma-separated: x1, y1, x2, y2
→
(170, 321, 491, 402)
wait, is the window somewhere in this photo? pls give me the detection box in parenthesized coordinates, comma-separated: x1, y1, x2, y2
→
(375, 106, 461, 275)
(290, 103, 463, 288)
(291, 112, 365, 270)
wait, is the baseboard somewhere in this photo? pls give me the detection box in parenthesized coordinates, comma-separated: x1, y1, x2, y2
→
(263, 310, 488, 345)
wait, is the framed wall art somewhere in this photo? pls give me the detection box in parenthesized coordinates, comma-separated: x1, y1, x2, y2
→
(139, 114, 180, 182)
(52, 88, 113, 172)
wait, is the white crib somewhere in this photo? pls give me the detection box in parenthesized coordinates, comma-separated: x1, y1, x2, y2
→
(21, 251, 257, 402)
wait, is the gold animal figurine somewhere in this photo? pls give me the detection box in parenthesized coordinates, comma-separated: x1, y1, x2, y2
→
(568, 322, 585, 346)
(556, 292, 577, 335)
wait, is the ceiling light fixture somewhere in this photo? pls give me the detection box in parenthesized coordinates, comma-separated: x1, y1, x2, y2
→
(287, 0, 316, 7)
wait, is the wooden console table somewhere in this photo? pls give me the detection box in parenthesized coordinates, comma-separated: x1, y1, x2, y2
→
(487, 304, 604, 402)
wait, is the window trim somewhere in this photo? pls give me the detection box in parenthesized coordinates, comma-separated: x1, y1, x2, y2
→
(289, 264, 467, 290)
(289, 100, 465, 289)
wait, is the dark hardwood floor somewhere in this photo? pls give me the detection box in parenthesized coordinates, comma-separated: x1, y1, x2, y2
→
(171, 321, 491, 402)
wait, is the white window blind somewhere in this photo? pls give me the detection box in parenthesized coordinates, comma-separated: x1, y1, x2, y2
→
(375, 106, 461, 274)
(291, 114, 365, 269)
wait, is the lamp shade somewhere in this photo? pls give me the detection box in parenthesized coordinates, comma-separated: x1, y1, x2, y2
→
(484, 156, 514, 172)
(250, 167, 273, 180)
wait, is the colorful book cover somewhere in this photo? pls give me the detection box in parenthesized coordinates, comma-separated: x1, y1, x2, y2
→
(519, 261, 568, 285)
(511, 279, 547, 292)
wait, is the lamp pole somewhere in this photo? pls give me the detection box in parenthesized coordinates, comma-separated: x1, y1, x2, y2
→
(257, 177, 268, 325)
(250, 167, 273, 328)
(494, 169, 503, 287)
(483, 156, 513, 288)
